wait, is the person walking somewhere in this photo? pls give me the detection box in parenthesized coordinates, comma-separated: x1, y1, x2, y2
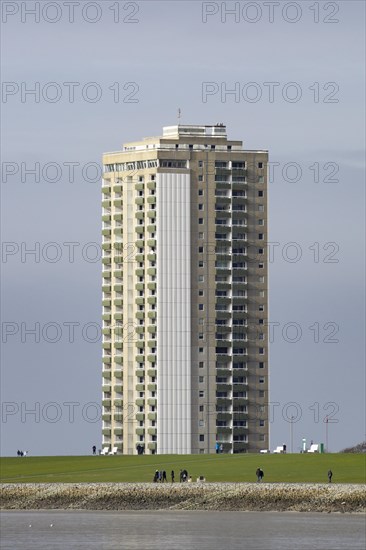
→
(162, 470, 167, 482)
(256, 468, 264, 482)
(92, 445, 96, 455)
(171, 470, 175, 483)
(328, 469, 333, 483)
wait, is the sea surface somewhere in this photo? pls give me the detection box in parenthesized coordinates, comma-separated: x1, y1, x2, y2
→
(1, 510, 365, 550)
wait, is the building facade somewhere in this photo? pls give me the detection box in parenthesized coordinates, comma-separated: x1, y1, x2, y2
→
(102, 124, 269, 455)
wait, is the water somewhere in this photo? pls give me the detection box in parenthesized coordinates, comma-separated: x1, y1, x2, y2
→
(1, 510, 365, 550)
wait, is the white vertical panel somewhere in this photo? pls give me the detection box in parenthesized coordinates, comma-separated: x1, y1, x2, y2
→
(157, 172, 191, 454)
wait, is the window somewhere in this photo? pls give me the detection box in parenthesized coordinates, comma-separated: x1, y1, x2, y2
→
(199, 434, 205, 441)
(258, 190, 263, 197)
(199, 347, 204, 353)
(258, 176, 264, 183)
(199, 420, 205, 427)
(198, 247, 204, 254)
(259, 319, 264, 325)
(259, 276, 265, 283)
(260, 420, 265, 427)
(259, 348, 265, 355)
(198, 290, 204, 296)
(259, 390, 265, 397)
(258, 219, 264, 226)
(198, 232, 204, 239)
(198, 275, 204, 282)
(199, 376, 204, 383)
(258, 162, 263, 168)
(258, 233, 264, 240)
(198, 189, 203, 196)
(198, 318, 204, 325)
(198, 204, 203, 210)
(199, 304, 204, 310)
(199, 332, 204, 340)
(199, 390, 205, 398)
(199, 161, 203, 167)
(258, 248, 264, 254)
(198, 175, 203, 182)
(259, 263, 264, 269)
(259, 377, 265, 384)
(198, 218, 204, 225)
(258, 205, 264, 212)
(199, 361, 204, 368)
(199, 405, 204, 412)
(259, 434, 265, 441)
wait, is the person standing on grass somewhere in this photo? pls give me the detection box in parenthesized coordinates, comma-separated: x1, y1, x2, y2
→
(171, 470, 175, 483)
(256, 468, 264, 482)
(328, 469, 333, 483)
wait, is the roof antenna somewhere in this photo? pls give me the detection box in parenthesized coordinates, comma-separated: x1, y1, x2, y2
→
(177, 107, 182, 125)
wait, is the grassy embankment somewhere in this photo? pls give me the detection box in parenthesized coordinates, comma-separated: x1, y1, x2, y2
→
(1, 453, 365, 484)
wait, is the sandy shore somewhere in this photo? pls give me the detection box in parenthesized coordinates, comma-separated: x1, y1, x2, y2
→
(1, 483, 365, 513)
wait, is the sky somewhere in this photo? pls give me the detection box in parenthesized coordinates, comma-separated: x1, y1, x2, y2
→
(1, 0, 365, 456)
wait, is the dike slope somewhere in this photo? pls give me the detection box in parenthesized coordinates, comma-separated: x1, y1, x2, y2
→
(1, 483, 365, 513)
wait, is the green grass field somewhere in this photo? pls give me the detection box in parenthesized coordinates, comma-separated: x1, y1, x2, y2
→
(1, 454, 365, 484)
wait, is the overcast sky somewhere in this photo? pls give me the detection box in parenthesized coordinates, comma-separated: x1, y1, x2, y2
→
(1, 0, 365, 456)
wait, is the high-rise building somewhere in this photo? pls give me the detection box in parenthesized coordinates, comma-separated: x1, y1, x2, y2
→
(102, 124, 268, 455)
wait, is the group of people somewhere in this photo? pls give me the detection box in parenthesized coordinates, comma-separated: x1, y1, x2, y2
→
(153, 469, 194, 483)
(153, 470, 168, 482)
(16, 450, 27, 457)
